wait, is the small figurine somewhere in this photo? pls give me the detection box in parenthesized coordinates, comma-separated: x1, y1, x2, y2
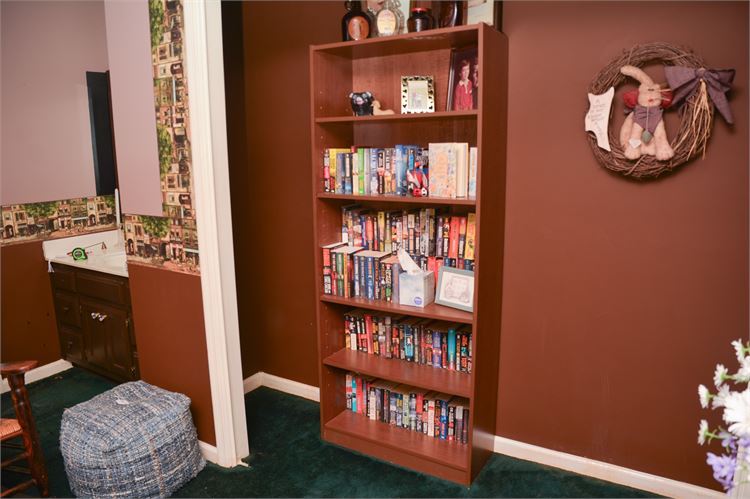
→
(349, 91, 374, 116)
(372, 100, 395, 115)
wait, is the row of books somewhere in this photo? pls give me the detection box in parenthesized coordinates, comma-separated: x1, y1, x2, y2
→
(322, 143, 477, 199)
(322, 242, 472, 301)
(343, 310, 473, 373)
(345, 373, 470, 444)
(341, 206, 476, 262)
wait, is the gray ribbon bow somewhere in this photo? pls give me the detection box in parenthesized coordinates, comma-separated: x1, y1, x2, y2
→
(664, 66, 735, 124)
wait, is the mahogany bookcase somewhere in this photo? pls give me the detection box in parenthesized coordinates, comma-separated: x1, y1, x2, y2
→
(309, 24, 508, 485)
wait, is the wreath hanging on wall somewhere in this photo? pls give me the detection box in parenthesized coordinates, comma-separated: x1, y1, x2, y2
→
(584, 42, 735, 179)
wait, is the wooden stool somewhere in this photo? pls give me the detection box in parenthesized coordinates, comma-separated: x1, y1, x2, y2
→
(1, 361, 49, 497)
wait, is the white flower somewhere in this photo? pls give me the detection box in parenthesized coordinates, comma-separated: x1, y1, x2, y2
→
(736, 357, 750, 383)
(699, 384, 711, 408)
(713, 385, 731, 409)
(733, 339, 747, 363)
(723, 388, 750, 436)
(698, 419, 709, 445)
(715, 364, 729, 388)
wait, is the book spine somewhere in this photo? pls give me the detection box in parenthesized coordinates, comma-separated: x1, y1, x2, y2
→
(409, 393, 417, 431)
(432, 330, 442, 367)
(439, 399, 448, 439)
(404, 324, 414, 362)
(448, 217, 460, 259)
(385, 319, 393, 359)
(352, 254, 360, 297)
(457, 216, 467, 260)
(380, 317, 389, 356)
(447, 327, 456, 371)
(427, 398, 435, 437)
(364, 314, 373, 354)
(468, 146, 477, 198)
(377, 149, 385, 194)
(335, 152, 344, 194)
(323, 149, 330, 192)
(448, 404, 455, 441)
(441, 332, 448, 369)
(345, 372, 352, 409)
(358, 148, 365, 195)
(465, 212, 476, 261)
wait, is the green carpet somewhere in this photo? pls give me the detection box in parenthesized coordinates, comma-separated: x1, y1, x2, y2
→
(2, 368, 656, 497)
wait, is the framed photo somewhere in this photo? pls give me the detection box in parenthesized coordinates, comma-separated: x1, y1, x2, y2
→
(401, 76, 435, 114)
(435, 267, 474, 312)
(467, 0, 498, 26)
(447, 47, 478, 111)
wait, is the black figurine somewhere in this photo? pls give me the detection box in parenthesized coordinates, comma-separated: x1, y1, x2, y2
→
(349, 91, 374, 116)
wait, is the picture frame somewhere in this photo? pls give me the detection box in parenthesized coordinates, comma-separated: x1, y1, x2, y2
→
(446, 46, 478, 111)
(401, 76, 435, 114)
(435, 266, 474, 312)
(467, 0, 498, 26)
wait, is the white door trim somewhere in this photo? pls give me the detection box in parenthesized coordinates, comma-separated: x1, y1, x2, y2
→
(183, 0, 249, 467)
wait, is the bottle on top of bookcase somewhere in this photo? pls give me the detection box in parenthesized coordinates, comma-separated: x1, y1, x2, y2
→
(310, 24, 508, 486)
(342, 1, 371, 41)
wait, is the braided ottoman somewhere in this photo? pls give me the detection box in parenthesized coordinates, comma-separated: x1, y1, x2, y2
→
(60, 381, 205, 498)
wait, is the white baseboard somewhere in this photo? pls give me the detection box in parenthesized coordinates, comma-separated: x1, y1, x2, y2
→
(243, 372, 319, 402)
(493, 436, 722, 498)
(243, 371, 721, 498)
(1, 359, 73, 394)
(198, 440, 219, 464)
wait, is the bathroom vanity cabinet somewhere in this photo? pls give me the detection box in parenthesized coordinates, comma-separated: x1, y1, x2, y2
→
(50, 263, 139, 383)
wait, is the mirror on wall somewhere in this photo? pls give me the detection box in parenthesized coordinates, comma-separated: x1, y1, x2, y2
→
(86, 71, 118, 197)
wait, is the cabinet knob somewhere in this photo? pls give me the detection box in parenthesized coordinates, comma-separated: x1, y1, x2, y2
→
(63, 306, 70, 313)
(90, 312, 100, 320)
(98, 314, 108, 322)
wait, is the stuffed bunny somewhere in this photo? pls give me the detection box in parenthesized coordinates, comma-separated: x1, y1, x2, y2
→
(619, 65, 674, 161)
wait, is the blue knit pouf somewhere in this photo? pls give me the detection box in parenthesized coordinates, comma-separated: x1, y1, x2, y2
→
(60, 381, 205, 498)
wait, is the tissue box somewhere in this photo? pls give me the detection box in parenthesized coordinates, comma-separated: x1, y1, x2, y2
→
(398, 271, 435, 308)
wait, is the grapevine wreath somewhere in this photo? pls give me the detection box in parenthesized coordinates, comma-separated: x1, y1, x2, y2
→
(586, 42, 734, 179)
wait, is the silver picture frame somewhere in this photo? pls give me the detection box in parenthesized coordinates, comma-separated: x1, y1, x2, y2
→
(401, 75, 435, 114)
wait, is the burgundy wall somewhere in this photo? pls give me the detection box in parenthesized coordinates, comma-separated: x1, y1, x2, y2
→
(128, 264, 215, 445)
(498, 1, 748, 490)
(224, 1, 337, 384)
(224, 0, 747, 489)
(1, 242, 61, 366)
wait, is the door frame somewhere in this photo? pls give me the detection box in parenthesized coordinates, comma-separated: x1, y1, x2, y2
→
(183, 0, 249, 467)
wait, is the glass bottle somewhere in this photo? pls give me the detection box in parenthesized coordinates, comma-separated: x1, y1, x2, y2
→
(376, 0, 400, 37)
(407, 7, 434, 32)
(437, 1, 462, 28)
(342, 1, 371, 41)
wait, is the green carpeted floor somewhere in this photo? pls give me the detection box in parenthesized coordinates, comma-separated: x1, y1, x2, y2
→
(1, 368, 656, 498)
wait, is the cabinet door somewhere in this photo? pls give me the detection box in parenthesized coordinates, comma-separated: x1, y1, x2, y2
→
(80, 299, 136, 381)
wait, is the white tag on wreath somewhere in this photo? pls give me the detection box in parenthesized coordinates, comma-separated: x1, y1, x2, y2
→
(584, 86, 615, 152)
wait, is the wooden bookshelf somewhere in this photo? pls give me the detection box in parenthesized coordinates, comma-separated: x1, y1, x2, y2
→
(320, 294, 473, 324)
(317, 192, 477, 206)
(323, 348, 472, 398)
(310, 24, 508, 486)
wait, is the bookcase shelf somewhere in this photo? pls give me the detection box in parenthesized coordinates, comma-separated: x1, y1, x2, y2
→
(317, 192, 476, 207)
(311, 24, 508, 486)
(324, 410, 470, 482)
(315, 110, 478, 124)
(324, 348, 472, 398)
(320, 295, 473, 324)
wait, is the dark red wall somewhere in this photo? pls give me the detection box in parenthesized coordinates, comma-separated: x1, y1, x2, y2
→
(224, 1, 336, 384)
(1, 242, 61, 366)
(224, 0, 748, 489)
(498, 1, 748, 490)
(128, 263, 216, 445)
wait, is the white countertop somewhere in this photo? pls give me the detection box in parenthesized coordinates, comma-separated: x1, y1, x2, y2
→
(47, 251, 128, 277)
(42, 230, 128, 277)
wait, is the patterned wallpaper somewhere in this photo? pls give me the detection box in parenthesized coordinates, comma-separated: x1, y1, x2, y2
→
(123, 0, 199, 275)
(0, 196, 116, 246)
